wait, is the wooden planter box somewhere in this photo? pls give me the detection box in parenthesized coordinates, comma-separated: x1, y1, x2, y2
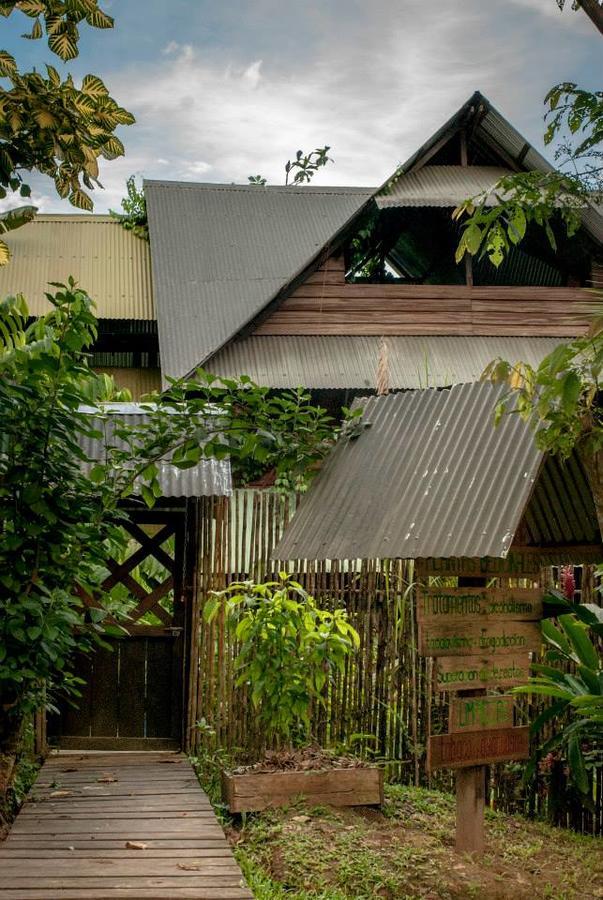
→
(222, 766, 384, 813)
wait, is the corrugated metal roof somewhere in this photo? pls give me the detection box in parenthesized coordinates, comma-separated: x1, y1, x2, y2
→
(273, 382, 601, 561)
(523, 453, 599, 546)
(208, 336, 565, 389)
(79, 403, 231, 498)
(380, 92, 603, 244)
(145, 181, 373, 382)
(0, 215, 154, 319)
(376, 166, 510, 208)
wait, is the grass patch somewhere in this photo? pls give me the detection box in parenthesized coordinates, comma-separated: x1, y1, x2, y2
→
(226, 784, 602, 900)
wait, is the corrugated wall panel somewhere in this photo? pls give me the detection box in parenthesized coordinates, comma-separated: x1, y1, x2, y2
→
(0, 215, 154, 319)
(208, 335, 565, 389)
(79, 406, 231, 498)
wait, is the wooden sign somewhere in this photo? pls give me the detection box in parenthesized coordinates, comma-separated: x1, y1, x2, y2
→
(419, 620, 541, 658)
(418, 587, 542, 624)
(427, 726, 529, 772)
(449, 695, 514, 733)
(435, 654, 531, 692)
(415, 553, 542, 578)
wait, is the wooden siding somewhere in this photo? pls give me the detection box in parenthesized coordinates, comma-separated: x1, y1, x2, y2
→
(254, 256, 595, 337)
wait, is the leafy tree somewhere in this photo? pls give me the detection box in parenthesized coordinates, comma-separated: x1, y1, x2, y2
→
(0, 283, 342, 787)
(0, 1, 134, 263)
(248, 145, 333, 187)
(204, 575, 359, 749)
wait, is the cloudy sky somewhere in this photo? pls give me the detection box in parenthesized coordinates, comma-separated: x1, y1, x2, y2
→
(3, 0, 600, 212)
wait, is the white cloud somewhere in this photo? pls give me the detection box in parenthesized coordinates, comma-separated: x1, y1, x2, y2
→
(25, 0, 596, 212)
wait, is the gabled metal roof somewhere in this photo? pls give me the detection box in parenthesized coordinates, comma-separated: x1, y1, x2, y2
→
(79, 403, 231, 498)
(376, 166, 511, 208)
(273, 382, 601, 561)
(208, 335, 565, 389)
(379, 92, 603, 244)
(0, 215, 154, 319)
(145, 181, 373, 382)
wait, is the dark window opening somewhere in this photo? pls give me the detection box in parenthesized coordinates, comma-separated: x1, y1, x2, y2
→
(344, 206, 591, 287)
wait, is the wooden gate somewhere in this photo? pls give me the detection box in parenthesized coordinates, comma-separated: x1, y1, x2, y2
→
(49, 506, 191, 751)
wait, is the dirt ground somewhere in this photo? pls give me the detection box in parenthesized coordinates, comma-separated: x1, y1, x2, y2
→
(229, 784, 603, 900)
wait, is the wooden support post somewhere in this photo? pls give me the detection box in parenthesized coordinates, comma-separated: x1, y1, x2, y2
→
(456, 765, 486, 854)
(456, 575, 486, 855)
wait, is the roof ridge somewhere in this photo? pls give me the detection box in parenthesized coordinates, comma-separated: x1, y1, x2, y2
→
(144, 179, 374, 195)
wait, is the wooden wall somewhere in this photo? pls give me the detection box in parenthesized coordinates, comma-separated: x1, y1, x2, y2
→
(254, 256, 596, 337)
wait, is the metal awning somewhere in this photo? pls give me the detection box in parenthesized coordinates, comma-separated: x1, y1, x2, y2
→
(273, 382, 601, 561)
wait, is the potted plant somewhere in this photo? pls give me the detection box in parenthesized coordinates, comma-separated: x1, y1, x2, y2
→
(203, 574, 384, 813)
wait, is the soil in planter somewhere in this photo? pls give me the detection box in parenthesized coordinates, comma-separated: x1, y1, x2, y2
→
(228, 744, 370, 776)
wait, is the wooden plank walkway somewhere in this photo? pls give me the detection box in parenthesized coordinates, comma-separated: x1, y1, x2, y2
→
(0, 752, 252, 900)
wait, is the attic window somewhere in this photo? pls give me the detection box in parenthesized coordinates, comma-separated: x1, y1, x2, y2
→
(344, 207, 590, 287)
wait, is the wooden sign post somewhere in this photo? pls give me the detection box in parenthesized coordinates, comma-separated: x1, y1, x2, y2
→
(417, 574, 541, 855)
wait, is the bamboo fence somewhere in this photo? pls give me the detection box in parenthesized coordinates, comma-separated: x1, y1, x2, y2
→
(186, 490, 602, 836)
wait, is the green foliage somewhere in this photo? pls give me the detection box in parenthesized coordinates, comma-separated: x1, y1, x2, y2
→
(482, 330, 603, 459)
(0, 0, 133, 262)
(159, 369, 341, 493)
(0, 281, 130, 724)
(285, 146, 332, 185)
(204, 575, 360, 747)
(0, 283, 341, 735)
(110, 175, 148, 241)
(453, 170, 584, 267)
(249, 146, 333, 187)
(455, 78, 601, 267)
(514, 597, 603, 799)
(0, 2, 114, 61)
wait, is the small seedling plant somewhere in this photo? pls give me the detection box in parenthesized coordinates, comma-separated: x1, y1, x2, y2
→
(204, 575, 360, 750)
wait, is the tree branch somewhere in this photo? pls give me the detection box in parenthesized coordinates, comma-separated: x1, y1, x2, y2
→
(578, 0, 603, 35)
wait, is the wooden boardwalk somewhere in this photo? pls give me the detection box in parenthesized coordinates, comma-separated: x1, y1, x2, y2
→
(0, 752, 252, 900)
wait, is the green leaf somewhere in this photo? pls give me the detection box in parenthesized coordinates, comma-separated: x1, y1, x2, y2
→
(22, 16, 42, 39)
(0, 50, 17, 76)
(559, 614, 599, 670)
(0, 205, 37, 235)
(85, 6, 114, 29)
(69, 188, 94, 212)
(508, 207, 526, 244)
(542, 618, 571, 656)
(464, 224, 483, 256)
(560, 372, 582, 414)
(48, 27, 79, 61)
(81, 73, 108, 98)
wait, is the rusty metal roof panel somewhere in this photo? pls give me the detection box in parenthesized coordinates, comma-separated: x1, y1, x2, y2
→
(0, 215, 154, 319)
(376, 166, 510, 208)
(79, 404, 231, 498)
(274, 382, 545, 561)
(145, 180, 373, 382)
(208, 335, 565, 389)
